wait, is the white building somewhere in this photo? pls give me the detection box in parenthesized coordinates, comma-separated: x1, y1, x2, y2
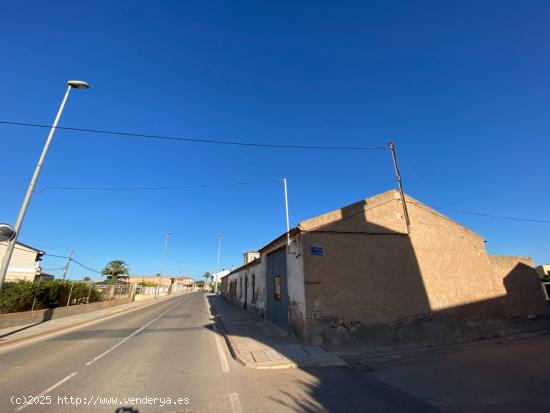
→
(213, 269, 230, 286)
(0, 242, 44, 282)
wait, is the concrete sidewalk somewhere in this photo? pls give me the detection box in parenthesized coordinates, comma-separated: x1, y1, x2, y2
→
(208, 295, 345, 369)
(0, 293, 185, 349)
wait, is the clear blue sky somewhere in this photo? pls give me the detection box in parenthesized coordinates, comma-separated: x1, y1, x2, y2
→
(1, 1, 549, 279)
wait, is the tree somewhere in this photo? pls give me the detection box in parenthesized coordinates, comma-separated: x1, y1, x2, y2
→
(101, 260, 130, 282)
(83, 276, 92, 281)
(202, 272, 212, 290)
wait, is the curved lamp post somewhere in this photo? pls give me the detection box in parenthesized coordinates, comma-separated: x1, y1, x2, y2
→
(0, 80, 89, 293)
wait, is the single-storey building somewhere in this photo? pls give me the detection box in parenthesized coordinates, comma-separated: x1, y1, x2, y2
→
(221, 190, 549, 350)
(129, 275, 195, 294)
(0, 242, 45, 282)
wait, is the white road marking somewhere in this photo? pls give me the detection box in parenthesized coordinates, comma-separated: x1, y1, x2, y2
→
(16, 372, 77, 411)
(85, 299, 183, 366)
(229, 392, 243, 413)
(213, 324, 230, 373)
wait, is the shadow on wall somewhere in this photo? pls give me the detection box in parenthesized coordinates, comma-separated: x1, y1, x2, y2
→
(0, 308, 53, 339)
(301, 195, 549, 351)
(301, 197, 430, 348)
(220, 192, 549, 352)
(342, 263, 550, 352)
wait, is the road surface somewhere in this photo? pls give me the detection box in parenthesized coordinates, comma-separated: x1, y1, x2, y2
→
(0, 292, 433, 413)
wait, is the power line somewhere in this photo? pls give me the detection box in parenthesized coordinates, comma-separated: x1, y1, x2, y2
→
(409, 202, 550, 224)
(42, 252, 102, 273)
(36, 179, 283, 193)
(44, 253, 70, 259)
(0, 120, 387, 151)
(71, 258, 102, 274)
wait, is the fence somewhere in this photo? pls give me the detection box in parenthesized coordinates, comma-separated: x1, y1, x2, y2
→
(94, 283, 134, 301)
(0, 277, 197, 314)
(0, 279, 137, 314)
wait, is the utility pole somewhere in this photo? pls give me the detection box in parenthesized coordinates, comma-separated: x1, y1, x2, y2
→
(283, 178, 290, 246)
(66, 281, 74, 307)
(214, 234, 223, 294)
(62, 249, 74, 281)
(86, 281, 93, 303)
(388, 141, 410, 233)
(0, 80, 89, 294)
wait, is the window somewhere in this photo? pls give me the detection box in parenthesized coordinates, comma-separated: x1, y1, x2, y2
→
(239, 277, 242, 298)
(252, 274, 256, 303)
(274, 276, 281, 301)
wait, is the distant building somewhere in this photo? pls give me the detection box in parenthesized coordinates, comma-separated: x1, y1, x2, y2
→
(221, 190, 549, 350)
(535, 265, 550, 279)
(535, 265, 550, 301)
(243, 251, 260, 264)
(128, 275, 194, 293)
(0, 242, 44, 282)
(212, 269, 230, 287)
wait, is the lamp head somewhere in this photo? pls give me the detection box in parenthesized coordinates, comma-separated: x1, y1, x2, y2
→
(67, 80, 90, 89)
(0, 224, 16, 242)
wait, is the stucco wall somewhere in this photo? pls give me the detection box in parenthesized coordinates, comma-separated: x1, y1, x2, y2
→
(221, 259, 266, 317)
(489, 255, 549, 317)
(300, 190, 549, 348)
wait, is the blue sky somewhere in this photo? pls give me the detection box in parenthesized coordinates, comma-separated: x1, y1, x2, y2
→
(1, 1, 549, 280)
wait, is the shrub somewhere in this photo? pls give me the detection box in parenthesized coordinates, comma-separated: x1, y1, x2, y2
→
(0, 280, 102, 314)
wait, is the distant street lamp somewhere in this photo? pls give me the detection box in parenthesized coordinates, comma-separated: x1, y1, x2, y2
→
(214, 234, 223, 294)
(159, 232, 172, 276)
(0, 80, 90, 294)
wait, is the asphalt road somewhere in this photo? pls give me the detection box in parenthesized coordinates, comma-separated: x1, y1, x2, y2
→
(0, 292, 434, 413)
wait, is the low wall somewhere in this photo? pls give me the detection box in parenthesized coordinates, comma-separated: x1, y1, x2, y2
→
(0, 297, 133, 329)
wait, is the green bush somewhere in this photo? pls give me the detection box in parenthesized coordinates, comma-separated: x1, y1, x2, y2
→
(0, 281, 36, 313)
(138, 280, 158, 287)
(0, 280, 102, 314)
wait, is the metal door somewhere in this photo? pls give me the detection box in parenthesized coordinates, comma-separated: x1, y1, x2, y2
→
(266, 248, 288, 329)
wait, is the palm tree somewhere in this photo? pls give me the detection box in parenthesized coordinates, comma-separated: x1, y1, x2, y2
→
(101, 260, 130, 282)
(203, 272, 212, 291)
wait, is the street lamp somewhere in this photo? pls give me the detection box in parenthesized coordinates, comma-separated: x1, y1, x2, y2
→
(0, 80, 90, 293)
(0, 224, 16, 243)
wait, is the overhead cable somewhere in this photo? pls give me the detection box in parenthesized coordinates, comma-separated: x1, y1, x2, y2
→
(408, 202, 550, 224)
(36, 179, 282, 193)
(0, 120, 387, 151)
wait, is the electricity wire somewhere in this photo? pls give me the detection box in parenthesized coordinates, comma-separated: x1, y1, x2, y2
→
(0, 120, 387, 151)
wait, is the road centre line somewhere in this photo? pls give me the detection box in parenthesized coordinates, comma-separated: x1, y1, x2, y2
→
(85, 299, 183, 366)
(16, 372, 78, 412)
(0, 294, 187, 353)
(229, 392, 243, 413)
